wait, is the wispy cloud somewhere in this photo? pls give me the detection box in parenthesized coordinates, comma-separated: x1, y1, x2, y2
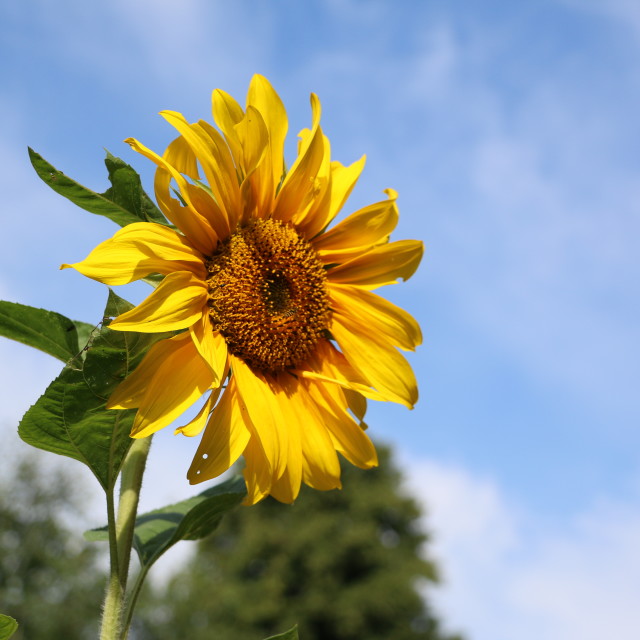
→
(406, 456, 640, 640)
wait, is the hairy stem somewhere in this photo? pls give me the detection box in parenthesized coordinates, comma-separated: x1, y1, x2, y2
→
(99, 488, 123, 640)
(116, 437, 152, 591)
(99, 437, 152, 640)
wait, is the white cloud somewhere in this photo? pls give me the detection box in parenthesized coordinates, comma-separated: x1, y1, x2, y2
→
(405, 456, 640, 640)
(374, 10, 640, 422)
(562, 0, 640, 39)
(106, 0, 267, 86)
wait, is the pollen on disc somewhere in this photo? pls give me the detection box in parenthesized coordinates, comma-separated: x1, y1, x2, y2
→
(205, 219, 331, 372)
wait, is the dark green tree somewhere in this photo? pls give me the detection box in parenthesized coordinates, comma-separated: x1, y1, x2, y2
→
(138, 445, 462, 640)
(0, 449, 105, 639)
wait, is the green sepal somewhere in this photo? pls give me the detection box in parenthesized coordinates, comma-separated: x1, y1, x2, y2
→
(263, 626, 299, 640)
(18, 291, 172, 492)
(0, 300, 94, 364)
(28, 148, 170, 228)
(85, 476, 247, 570)
(0, 615, 18, 640)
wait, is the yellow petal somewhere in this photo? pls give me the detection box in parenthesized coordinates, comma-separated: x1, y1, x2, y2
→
(270, 367, 341, 495)
(194, 120, 244, 228)
(189, 316, 229, 383)
(304, 156, 366, 238)
(297, 382, 342, 491)
(174, 387, 221, 437)
(231, 356, 288, 481)
(331, 313, 419, 409)
(272, 96, 325, 223)
(107, 336, 180, 410)
(307, 381, 378, 469)
(266, 374, 304, 503)
(290, 131, 332, 236)
(187, 377, 251, 483)
(161, 133, 231, 239)
(181, 181, 231, 241)
(234, 106, 269, 177)
(247, 74, 288, 190)
(212, 88, 245, 167)
(161, 112, 241, 227)
(242, 435, 273, 505)
(269, 466, 301, 504)
(61, 222, 205, 285)
(116, 333, 214, 438)
(313, 189, 398, 260)
(343, 388, 367, 423)
(126, 137, 218, 254)
(329, 283, 422, 351)
(162, 133, 200, 180)
(327, 239, 424, 288)
(297, 339, 372, 395)
(233, 107, 272, 220)
(109, 271, 207, 333)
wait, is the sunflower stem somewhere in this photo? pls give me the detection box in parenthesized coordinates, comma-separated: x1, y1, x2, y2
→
(99, 436, 152, 640)
(99, 488, 123, 640)
(120, 564, 151, 638)
(115, 436, 152, 591)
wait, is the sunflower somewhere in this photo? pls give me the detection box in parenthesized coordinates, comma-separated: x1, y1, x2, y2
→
(63, 75, 423, 504)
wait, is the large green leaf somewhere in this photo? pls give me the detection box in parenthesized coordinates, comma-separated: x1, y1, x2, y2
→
(0, 300, 94, 363)
(28, 148, 169, 228)
(18, 291, 172, 491)
(0, 615, 18, 640)
(264, 626, 299, 640)
(86, 476, 247, 569)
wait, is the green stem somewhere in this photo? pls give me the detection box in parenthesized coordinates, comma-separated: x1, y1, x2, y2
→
(99, 437, 152, 640)
(99, 489, 123, 640)
(120, 565, 151, 638)
(115, 437, 152, 591)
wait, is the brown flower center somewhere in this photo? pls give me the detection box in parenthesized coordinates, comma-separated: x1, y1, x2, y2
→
(205, 219, 331, 372)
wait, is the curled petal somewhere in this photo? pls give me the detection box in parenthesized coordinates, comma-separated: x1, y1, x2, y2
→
(174, 387, 221, 437)
(126, 137, 218, 254)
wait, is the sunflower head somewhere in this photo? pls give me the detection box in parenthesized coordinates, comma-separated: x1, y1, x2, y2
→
(62, 75, 423, 505)
(205, 218, 331, 372)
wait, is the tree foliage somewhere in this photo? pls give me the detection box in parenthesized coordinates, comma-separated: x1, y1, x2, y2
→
(137, 445, 462, 640)
(0, 451, 105, 640)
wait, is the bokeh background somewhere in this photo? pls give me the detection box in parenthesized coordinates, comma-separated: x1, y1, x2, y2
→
(1, 1, 639, 638)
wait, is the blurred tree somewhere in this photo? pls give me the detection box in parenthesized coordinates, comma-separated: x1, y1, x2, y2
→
(0, 450, 105, 639)
(137, 445, 462, 640)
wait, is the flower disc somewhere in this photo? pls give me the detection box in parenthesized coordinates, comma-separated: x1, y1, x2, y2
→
(206, 219, 331, 372)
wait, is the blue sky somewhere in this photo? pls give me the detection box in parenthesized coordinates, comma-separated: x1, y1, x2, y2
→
(1, 1, 639, 638)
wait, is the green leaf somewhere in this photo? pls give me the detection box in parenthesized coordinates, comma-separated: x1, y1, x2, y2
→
(0, 615, 18, 640)
(86, 476, 247, 569)
(263, 626, 299, 640)
(0, 300, 94, 363)
(28, 148, 169, 228)
(18, 291, 172, 491)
